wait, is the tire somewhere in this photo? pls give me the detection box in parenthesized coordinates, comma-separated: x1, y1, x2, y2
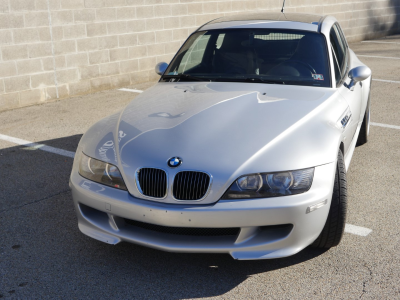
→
(311, 149, 348, 248)
(356, 93, 370, 146)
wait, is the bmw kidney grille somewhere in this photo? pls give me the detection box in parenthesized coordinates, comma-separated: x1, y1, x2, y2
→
(136, 168, 167, 198)
(173, 171, 211, 200)
(136, 169, 211, 200)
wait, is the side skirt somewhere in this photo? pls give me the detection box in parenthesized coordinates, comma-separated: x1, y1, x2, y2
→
(344, 124, 362, 171)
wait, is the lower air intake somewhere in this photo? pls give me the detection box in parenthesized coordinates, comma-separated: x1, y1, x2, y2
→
(125, 219, 240, 236)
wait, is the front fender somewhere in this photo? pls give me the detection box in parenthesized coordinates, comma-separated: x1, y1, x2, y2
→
(71, 112, 122, 175)
(220, 90, 348, 200)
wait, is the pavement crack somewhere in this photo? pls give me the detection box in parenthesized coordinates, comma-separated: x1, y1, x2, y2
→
(359, 263, 373, 299)
(0, 189, 71, 214)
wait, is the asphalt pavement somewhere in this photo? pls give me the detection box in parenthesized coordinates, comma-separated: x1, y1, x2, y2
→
(1, 35, 399, 299)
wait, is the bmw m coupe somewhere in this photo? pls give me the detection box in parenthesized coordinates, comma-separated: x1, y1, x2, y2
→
(70, 13, 371, 260)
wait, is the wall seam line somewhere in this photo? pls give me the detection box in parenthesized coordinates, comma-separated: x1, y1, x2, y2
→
(46, 0, 59, 99)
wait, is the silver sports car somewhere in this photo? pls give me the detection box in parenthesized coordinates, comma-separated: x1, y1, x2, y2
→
(70, 13, 372, 260)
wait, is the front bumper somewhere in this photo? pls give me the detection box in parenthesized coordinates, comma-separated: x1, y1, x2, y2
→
(70, 163, 335, 260)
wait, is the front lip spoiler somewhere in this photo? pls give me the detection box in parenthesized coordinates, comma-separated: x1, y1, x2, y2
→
(70, 162, 336, 259)
(76, 201, 298, 259)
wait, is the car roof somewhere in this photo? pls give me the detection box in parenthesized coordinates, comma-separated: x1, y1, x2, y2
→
(199, 12, 327, 33)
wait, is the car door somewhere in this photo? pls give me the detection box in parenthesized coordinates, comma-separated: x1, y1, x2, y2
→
(330, 23, 362, 153)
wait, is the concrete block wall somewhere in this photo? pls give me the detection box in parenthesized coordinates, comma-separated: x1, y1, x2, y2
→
(0, 0, 399, 111)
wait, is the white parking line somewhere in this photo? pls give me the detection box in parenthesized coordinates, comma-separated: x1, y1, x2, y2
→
(345, 224, 372, 236)
(371, 122, 400, 130)
(0, 134, 75, 158)
(373, 79, 400, 84)
(118, 88, 143, 93)
(362, 41, 400, 45)
(357, 54, 400, 60)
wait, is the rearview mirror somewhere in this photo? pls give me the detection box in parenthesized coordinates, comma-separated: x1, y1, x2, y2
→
(346, 66, 371, 91)
(155, 62, 168, 76)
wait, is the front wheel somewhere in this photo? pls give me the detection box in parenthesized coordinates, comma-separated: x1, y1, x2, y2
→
(311, 149, 348, 248)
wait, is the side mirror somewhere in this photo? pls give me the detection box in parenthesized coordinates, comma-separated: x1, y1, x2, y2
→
(346, 66, 371, 91)
(155, 62, 168, 76)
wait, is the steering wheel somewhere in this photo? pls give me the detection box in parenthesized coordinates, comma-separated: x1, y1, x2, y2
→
(279, 60, 316, 75)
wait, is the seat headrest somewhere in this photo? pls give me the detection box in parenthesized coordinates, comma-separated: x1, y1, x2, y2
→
(292, 35, 324, 60)
(220, 33, 248, 51)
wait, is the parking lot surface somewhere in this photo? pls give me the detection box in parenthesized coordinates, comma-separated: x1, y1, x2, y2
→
(1, 36, 400, 299)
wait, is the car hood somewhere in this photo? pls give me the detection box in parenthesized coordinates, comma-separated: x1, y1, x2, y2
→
(81, 82, 344, 204)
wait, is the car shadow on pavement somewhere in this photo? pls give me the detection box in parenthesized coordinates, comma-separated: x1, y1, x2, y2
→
(1, 135, 328, 298)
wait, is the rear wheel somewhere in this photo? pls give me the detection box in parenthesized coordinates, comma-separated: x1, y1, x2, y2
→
(356, 94, 370, 146)
(311, 149, 347, 248)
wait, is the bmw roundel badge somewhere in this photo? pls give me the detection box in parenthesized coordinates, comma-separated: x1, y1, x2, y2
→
(168, 157, 182, 168)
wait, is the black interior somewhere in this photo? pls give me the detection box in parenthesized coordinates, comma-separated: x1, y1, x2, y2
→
(165, 29, 331, 87)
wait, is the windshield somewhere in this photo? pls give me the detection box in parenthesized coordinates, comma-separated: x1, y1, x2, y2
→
(162, 29, 331, 87)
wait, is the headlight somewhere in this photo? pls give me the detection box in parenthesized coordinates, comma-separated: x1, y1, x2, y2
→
(221, 168, 314, 199)
(79, 153, 127, 190)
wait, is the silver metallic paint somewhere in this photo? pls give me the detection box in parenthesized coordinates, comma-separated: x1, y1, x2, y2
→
(201, 20, 319, 32)
(71, 162, 335, 260)
(70, 14, 372, 259)
(347, 66, 372, 91)
(80, 82, 345, 205)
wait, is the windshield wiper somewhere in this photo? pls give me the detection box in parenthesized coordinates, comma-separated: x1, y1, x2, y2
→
(162, 75, 285, 84)
(162, 74, 208, 82)
(213, 77, 285, 85)
(243, 77, 285, 84)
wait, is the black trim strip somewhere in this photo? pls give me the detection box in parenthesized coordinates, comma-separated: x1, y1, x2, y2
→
(195, 17, 221, 32)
